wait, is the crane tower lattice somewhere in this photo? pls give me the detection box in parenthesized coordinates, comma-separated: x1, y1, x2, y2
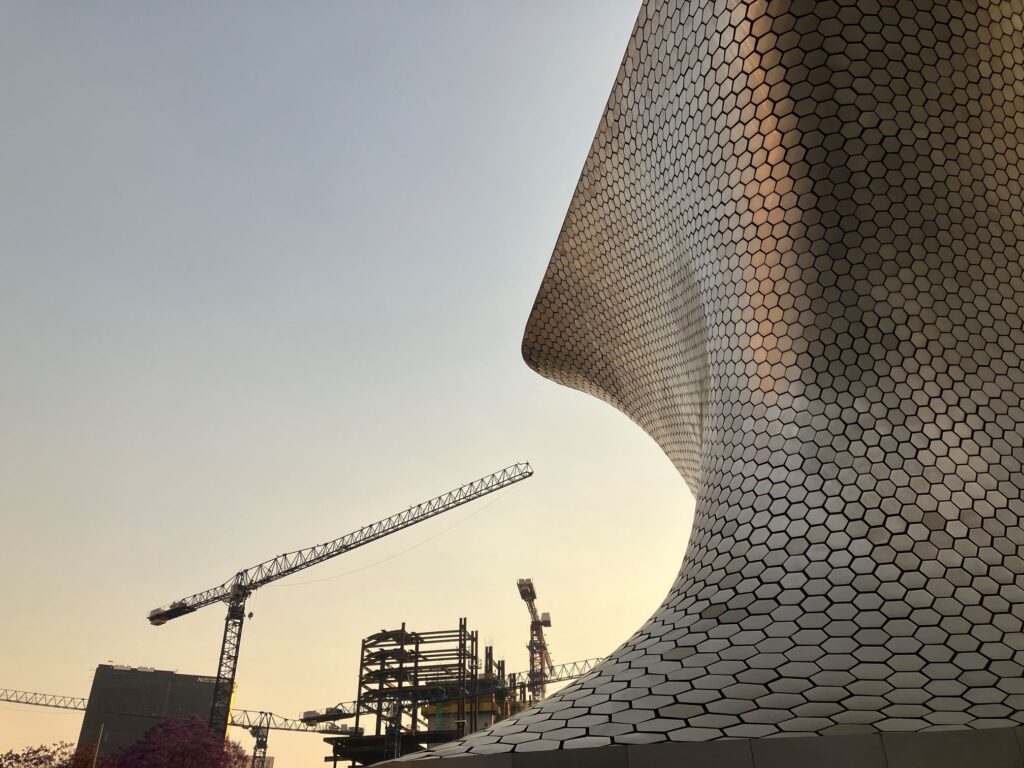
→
(516, 578, 554, 702)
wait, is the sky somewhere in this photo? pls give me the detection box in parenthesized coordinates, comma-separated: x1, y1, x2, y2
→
(0, 2, 695, 765)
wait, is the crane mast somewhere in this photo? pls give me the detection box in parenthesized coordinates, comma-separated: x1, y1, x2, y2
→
(148, 463, 533, 740)
(517, 578, 554, 701)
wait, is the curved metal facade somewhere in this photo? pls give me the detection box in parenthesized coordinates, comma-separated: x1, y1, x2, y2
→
(413, 0, 1024, 756)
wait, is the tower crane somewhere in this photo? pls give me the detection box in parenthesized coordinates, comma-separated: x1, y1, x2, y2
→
(516, 578, 555, 701)
(148, 463, 534, 740)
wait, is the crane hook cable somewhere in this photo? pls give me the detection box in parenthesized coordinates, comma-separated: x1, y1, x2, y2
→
(265, 486, 514, 588)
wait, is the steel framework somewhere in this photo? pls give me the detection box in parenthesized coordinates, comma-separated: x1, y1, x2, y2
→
(312, 620, 520, 764)
(147, 463, 533, 739)
(355, 621, 480, 739)
(304, 655, 604, 731)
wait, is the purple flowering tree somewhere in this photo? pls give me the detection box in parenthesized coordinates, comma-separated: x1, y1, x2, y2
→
(114, 718, 247, 768)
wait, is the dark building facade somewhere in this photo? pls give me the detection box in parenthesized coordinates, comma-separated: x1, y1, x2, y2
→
(403, 0, 1024, 761)
(77, 664, 216, 759)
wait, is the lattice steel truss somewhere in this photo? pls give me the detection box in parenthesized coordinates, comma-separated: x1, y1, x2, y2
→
(0, 686, 351, 734)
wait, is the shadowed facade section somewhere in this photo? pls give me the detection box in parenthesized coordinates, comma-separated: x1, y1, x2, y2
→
(404, 0, 1024, 757)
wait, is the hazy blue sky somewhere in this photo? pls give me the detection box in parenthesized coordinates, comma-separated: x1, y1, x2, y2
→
(0, 2, 694, 764)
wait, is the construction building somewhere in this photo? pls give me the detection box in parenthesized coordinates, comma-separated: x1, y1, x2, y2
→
(417, 645, 510, 732)
(315, 619, 515, 765)
(77, 664, 216, 760)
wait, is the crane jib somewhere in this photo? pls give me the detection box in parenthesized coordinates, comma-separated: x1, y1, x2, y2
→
(0, 688, 356, 735)
(147, 462, 532, 624)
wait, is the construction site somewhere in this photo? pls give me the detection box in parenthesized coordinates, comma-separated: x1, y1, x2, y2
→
(1, 464, 604, 767)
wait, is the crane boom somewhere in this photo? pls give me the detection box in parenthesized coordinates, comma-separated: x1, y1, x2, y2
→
(507, 657, 601, 687)
(149, 463, 534, 625)
(146, 462, 533, 741)
(0, 687, 352, 734)
(0, 689, 87, 711)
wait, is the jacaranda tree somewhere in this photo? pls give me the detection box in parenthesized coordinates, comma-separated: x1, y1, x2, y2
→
(113, 718, 247, 768)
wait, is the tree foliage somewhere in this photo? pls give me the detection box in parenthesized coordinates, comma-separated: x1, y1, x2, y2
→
(2, 721, 247, 768)
(114, 718, 247, 768)
(0, 743, 75, 768)
(0, 743, 106, 768)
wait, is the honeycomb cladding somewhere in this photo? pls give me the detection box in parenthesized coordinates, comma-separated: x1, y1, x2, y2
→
(405, 0, 1024, 757)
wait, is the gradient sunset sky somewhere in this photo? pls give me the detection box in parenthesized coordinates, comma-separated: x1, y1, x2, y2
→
(0, 2, 696, 764)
